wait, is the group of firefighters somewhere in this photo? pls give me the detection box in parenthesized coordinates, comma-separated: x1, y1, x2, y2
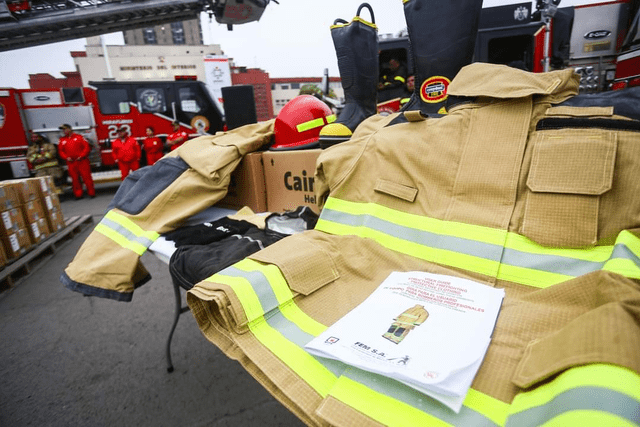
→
(27, 121, 191, 200)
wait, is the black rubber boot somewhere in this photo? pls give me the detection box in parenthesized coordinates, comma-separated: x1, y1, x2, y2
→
(319, 3, 378, 149)
(401, 0, 483, 115)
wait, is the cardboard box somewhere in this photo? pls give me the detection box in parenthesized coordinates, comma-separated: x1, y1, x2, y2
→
(217, 152, 268, 213)
(0, 207, 28, 237)
(41, 193, 61, 215)
(8, 178, 41, 204)
(37, 176, 56, 196)
(22, 199, 47, 224)
(27, 217, 50, 244)
(0, 241, 7, 270)
(47, 209, 66, 233)
(1, 228, 32, 259)
(262, 149, 322, 214)
(0, 184, 21, 211)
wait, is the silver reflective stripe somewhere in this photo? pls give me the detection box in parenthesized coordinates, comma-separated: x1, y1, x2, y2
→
(321, 208, 504, 261)
(219, 266, 345, 377)
(343, 369, 499, 427)
(100, 217, 156, 248)
(505, 387, 640, 427)
(320, 208, 639, 279)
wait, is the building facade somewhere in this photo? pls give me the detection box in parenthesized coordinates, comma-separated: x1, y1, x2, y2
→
(72, 38, 224, 86)
(28, 71, 83, 89)
(123, 19, 203, 46)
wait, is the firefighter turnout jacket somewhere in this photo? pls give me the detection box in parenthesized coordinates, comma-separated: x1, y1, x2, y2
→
(186, 64, 640, 426)
(61, 120, 274, 301)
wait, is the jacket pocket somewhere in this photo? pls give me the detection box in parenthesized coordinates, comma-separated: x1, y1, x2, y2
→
(374, 178, 418, 203)
(249, 233, 339, 297)
(114, 157, 189, 215)
(521, 129, 616, 247)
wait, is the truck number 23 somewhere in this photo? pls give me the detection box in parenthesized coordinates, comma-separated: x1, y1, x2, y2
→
(108, 124, 130, 138)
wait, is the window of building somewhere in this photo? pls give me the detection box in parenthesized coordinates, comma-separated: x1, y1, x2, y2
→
(143, 28, 157, 45)
(136, 88, 167, 113)
(280, 84, 289, 90)
(291, 83, 300, 89)
(171, 22, 185, 45)
(97, 88, 130, 115)
(271, 84, 275, 90)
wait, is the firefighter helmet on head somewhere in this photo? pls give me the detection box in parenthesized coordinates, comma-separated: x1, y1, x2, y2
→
(271, 95, 335, 151)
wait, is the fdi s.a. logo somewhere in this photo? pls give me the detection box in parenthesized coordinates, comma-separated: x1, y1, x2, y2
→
(420, 76, 451, 104)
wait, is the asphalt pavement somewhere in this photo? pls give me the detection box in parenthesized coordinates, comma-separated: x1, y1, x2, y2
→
(0, 182, 302, 427)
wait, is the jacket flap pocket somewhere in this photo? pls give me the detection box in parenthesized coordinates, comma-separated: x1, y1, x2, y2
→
(449, 63, 578, 99)
(527, 130, 616, 195)
(512, 302, 640, 389)
(374, 179, 418, 202)
(250, 234, 339, 296)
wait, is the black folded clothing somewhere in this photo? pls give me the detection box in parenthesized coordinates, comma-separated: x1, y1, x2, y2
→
(169, 226, 286, 290)
(163, 217, 254, 247)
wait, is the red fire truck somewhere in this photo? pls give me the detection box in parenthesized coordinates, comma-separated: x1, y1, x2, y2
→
(0, 80, 224, 181)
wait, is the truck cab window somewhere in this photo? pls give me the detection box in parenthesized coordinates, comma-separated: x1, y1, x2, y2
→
(97, 88, 130, 115)
(178, 87, 202, 113)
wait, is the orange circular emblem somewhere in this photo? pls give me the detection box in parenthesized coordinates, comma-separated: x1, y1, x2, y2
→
(420, 76, 450, 103)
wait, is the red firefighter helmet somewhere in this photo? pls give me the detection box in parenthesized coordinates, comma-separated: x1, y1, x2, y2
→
(271, 95, 335, 150)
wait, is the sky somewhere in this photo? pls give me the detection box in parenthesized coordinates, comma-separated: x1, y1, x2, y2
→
(0, 0, 607, 89)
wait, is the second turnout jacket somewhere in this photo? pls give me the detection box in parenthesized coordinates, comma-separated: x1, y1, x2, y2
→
(61, 120, 274, 301)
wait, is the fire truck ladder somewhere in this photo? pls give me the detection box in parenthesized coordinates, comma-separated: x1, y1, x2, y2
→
(0, 0, 207, 52)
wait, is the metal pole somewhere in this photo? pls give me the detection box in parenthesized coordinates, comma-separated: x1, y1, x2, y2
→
(100, 36, 113, 79)
(543, 17, 551, 72)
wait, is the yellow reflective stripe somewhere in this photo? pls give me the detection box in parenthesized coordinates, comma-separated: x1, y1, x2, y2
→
(234, 259, 328, 337)
(394, 76, 406, 83)
(504, 232, 612, 262)
(324, 198, 508, 246)
(496, 264, 572, 288)
(539, 411, 636, 427)
(316, 217, 502, 278)
(319, 198, 640, 286)
(326, 114, 337, 124)
(95, 224, 146, 255)
(516, 365, 640, 411)
(296, 117, 325, 133)
(602, 258, 640, 279)
(208, 268, 337, 396)
(234, 259, 293, 304)
(206, 273, 263, 322)
(465, 388, 509, 426)
(329, 375, 451, 427)
(104, 210, 160, 241)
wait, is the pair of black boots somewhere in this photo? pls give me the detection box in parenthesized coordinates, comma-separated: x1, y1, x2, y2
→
(319, 0, 484, 148)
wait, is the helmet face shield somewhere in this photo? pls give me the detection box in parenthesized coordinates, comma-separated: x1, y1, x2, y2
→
(271, 95, 335, 151)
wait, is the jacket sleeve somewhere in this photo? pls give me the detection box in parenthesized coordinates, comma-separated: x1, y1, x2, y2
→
(57, 140, 68, 160)
(79, 135, 92, 159)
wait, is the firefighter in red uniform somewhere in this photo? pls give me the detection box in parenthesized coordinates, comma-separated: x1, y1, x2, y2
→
(112, 127, 141, 180)
(166, 121, 189, 151)
(58, 124, 95, 199)
(142, 126, 163, 166)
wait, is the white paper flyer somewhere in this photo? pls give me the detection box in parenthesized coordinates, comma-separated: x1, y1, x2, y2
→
(305, 271, 504, 412)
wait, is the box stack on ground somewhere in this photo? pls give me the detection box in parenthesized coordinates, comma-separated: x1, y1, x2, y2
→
(0, 176, 64, 267)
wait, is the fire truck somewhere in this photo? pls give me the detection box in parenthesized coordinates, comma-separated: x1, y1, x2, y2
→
(376, 0, 640, 113)
(0, 80, 224, 181)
